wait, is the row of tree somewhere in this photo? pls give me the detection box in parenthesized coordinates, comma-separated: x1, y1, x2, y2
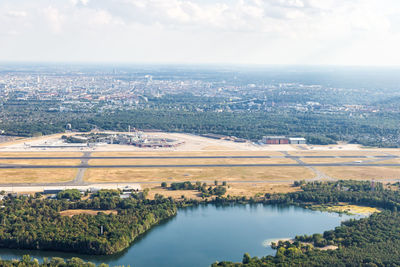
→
(0, 254, 109, 267)
(166, 181, 227, 197)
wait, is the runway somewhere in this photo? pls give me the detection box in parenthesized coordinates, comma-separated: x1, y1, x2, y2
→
(1, 163, 400, 168)
(0, 153, 398, 169)
(1, 153, 398, 188)
(0, 155, 397, 160)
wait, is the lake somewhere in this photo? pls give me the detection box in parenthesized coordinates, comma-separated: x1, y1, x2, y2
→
(0, 204, 359, 266)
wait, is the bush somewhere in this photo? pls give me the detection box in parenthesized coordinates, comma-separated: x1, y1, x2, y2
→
(57, 189, 81, 200)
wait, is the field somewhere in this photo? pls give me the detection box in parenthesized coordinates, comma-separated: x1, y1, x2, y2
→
(288, 151, 389, 156)
(88, 157, 296, 166)
(0, 159, 81, 166)
(327, 204, 380, 215)
(372, 159, 400, 164)
(0, 152, 83, 157)
(300, 158, 366, 164)
(84, 166, 314, 183)
(312, 203, 380, 215)
(59, 209, 118, 217)
(225, 182, 300, 197)
(143, 182, 300, 200)
(316, 166, 400, 180)
(0, 169, 77, 183)
(91, 151, 284, 157)
(377, 150, 400, 156)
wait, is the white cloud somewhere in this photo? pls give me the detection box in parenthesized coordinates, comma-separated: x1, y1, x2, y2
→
(6, 11, 27, 17)
(0, 0, 399, 65)
(70, 0, 90, 6)
(43, 6, 64, 33)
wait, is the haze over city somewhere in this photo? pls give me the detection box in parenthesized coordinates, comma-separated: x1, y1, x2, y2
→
(1, 0, 400, 65)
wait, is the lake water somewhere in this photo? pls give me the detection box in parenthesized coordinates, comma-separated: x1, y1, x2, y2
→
(0, 204, 359, 266)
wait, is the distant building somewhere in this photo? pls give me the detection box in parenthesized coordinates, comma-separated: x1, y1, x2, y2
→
(262, 136, 289, 144)
(262, 136, 306, 145)
(288, 137, 307, 145)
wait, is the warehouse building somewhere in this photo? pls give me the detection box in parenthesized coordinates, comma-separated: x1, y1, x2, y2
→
(289, 137, 307, 144)
(262, 136, 306, 145)
(262, 136, 289, 144)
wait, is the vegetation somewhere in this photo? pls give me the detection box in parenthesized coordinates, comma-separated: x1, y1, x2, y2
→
(2, 97, 400, 147)
(212, 180, 400, 266)
(0, 255, 108, 267)
(0, 189, 176, 255)
(5, 181, 400, 266)
(57, 189, 81, 200)
(169, 181, 227, 197)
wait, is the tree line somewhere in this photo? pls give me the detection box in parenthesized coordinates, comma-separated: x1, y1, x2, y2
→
(165, 181, 227, 197)
(2, 98, 400, 147)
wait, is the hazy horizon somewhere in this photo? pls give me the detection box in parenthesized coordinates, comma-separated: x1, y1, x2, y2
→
(1, 0, 400, 66)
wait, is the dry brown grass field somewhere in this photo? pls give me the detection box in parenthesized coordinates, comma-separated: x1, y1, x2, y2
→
(88, 157, 297, 166)
(300, 158, 367, 164)
(326, 204, 380, 215)
(225, 183, 300, 197)
(288, 151, 388, 156)
(372, 159, 400, 164)
(377, 150, 400, 156)
(91, 151, 283, 157)
(59, 209, 118, 217)
(143, 182, 299, 200)
(200, 145, 236, 150)
(1, 149, 400, 185)
(84, 166, 314, 183)
(316, 166, 400, 180)
(0, 169, 77, 183)
(0, 159, 81, 166)
(0, 152, 83, 157)
(145, 186, 202, 200)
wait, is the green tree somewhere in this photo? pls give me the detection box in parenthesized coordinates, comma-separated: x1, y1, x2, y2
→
(242, 253, 251, 264)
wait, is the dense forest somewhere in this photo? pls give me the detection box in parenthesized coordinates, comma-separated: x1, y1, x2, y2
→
(0, 255, 108, 267)
(1, 99, 400, 146)
(212, 180, 400, 266)
(0, 190, 176, 255)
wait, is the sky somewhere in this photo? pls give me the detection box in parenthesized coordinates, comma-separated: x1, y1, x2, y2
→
(0, 0, 400, 65)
